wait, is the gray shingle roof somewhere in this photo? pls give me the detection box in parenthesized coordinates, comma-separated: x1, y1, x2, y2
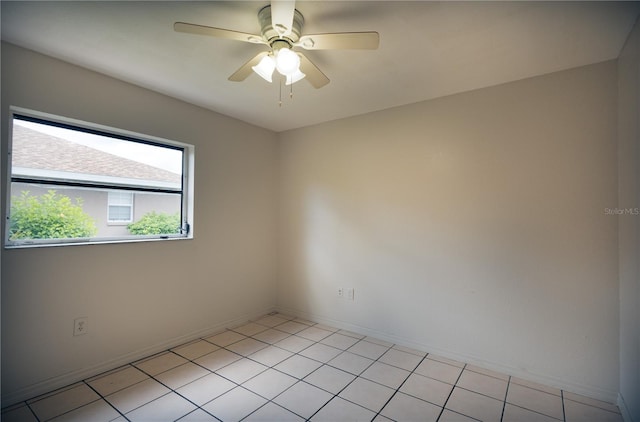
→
(12, 124, 181, 184)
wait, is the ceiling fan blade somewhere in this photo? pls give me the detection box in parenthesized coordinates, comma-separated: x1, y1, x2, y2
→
(229, 51, 270, 82)
(298, 53, 329, 89)
(297, 32, 379, 50)
(270, 1, 295, 36)
(174, 22, 265, 44)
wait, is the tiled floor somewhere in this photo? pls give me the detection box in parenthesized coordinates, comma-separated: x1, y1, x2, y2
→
(2, 313, 623, 422)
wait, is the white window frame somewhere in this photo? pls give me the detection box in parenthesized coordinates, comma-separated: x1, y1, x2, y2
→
(107, 191, 134, 223)
(5, 106, 195, 248)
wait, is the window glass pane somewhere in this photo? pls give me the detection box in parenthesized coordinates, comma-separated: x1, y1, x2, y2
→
(7, 111, 191, 246)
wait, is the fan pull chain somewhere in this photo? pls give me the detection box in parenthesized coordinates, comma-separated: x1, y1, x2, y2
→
(290, 82, 294, 99)
(279, 78, 283, 107)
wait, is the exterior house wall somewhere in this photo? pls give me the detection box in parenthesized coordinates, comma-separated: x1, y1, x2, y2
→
(9, 183, 180, 237)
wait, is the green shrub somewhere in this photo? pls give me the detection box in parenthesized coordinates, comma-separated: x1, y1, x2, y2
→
(127, 211, 180, 235)
(9, 190, 97, 240)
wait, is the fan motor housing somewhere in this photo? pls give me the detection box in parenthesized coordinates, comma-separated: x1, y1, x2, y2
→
(258, 5, 304, 48)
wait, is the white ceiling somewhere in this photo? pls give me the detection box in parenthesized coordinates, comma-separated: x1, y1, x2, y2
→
(2, 1, 639, 132)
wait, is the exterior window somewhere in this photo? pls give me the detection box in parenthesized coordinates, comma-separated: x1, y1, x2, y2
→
(108, 192, 133, 223)
(6, 107, 194, 247)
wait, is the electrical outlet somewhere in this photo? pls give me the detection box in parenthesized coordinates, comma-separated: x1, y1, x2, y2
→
(338, 288, 344, 297)
(74, 317, 88, 336)
(347, 288, 354, 301)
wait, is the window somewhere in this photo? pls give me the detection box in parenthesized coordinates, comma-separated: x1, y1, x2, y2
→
(6, 107, 194, 247)
(108, 191, 134, 223)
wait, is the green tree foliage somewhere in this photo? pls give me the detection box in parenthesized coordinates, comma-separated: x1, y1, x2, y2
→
(9, 190, 98, 240)
(127, 211, 180, 235)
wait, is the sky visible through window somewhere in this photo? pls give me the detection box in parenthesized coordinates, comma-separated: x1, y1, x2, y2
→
(14, 120, 182, 174)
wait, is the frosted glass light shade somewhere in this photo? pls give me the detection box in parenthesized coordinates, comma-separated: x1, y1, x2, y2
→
(285, 69, 306, 85)
(252, 55, 276, 82)
(275, 48, 300, 76)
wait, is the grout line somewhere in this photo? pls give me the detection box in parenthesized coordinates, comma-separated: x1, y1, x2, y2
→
(500, 376, 511, 422)
(435, 362, 467, 422)
(83, 380, 130, 422)
(561, 390, 567, 422)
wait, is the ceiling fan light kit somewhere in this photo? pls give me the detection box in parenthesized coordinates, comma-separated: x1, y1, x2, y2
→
(174, 1, 379, 98)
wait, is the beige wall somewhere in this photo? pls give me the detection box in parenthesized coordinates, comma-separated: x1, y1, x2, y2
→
(618, 17, 640, 422)
(1, 42, 279, 404)
(278, 60, 619, 401)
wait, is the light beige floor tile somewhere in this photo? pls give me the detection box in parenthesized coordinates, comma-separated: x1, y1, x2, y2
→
(361, 361, 410, 389)
(154, 361, 210, 389)
(563, 391, 621, 413)
(202, 386, 267, 420)
(510, 377, 561, 396)
(232, 322, 269, 337)
(337, 329, 366, 339)
(379, 348, 424, 371)
(243, 402, 304, 421)
(194, 348, 242, 372)
(304, 365, 356, 394)
(292, 317, 315, 326)
(242, 368, 298, 399)
(380, 392, 441, 421)
(564, 399, 623, 422)
(426, 354, 465, 368)
(225, 337, 268, 356)
(273, 381, 333, 419)
(300, 343, 342, 363)
(205, 330, 246, 347)
(328, 351, 374, 375)
(313, 323, 340, 332)
(105, 378, 169, 414)
(125, 392, 196, 422)
(392, 344, 427, 357)
(310, 396, 376, 421)
(275, 321, 309, 334)
(177, 408, 219, 421)
(87, 366, 149, 397)
(457, 369, 508, 400)
(502, 403, 562, 422)
(465, 364, 510, 381)
(373, 415, 394, 422)
(438, 409, 480, 421)
(171, 340, 219, 360)
(252, 328, 291, 344)
(249, 345, 293, 367)
(29, 383, 100, 421)
(400, 373, 453, 406)
(507, 383, 564, 420)
(414, 358, 463, 384)
(339, 377, 395, 413)
(320, 333, 361, 350)
(274, 335, 315, 353)
(176, 373, 235, 406)
(50, 399, 120, 422)
(134, 352, 188, 376)
(216, 358, 268, 384)
(1, 404, 38, 422)
(275, 354, 323, 378)
(347, 340, 390, 360)
(364, 336, 394, 347)
(297, 326, 333, 342)
(446, 387, 504, 422)
(254, 314, 290, 328)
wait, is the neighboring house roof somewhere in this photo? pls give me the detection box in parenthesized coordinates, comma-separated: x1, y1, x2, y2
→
(12, 124, 181, 189)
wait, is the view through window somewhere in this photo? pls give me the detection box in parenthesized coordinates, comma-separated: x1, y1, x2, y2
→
(6, 110, 193, 247)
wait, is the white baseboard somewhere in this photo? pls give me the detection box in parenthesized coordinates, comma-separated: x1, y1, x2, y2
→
(1, 307, 275, 408)
(276, 306, 620, 405)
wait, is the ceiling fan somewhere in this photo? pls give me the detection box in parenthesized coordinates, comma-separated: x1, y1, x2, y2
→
(174, 1, 379, 89)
